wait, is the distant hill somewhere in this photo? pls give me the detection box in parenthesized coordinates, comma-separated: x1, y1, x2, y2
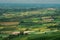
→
(0, 3, 60, 8)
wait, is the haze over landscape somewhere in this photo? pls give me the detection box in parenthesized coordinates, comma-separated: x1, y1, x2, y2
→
(0, 0, 60, 8)
(0, 0, 60, 4)
(0, 0, 60, 40)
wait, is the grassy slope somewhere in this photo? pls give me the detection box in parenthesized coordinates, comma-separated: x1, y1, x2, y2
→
(10, 32, 60, 40)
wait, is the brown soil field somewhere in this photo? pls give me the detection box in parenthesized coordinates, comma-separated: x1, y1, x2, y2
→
(0, 22, 19, 25)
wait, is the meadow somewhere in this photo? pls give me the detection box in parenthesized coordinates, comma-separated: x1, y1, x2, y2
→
(0, 7, 60, 40)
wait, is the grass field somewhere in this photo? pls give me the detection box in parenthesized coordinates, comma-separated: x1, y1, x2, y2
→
(0, 8, 60, 40)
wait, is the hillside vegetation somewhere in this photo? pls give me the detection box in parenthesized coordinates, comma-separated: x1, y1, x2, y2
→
(0, 8, 60, 40)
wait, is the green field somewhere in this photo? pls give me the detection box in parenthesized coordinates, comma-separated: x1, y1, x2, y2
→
(0, 8, 60, 40)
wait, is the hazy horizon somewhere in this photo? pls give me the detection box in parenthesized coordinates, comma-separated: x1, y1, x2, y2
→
(0, 0, 60, 4)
